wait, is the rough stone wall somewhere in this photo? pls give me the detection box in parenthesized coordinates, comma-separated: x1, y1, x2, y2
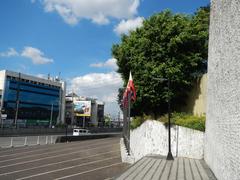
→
(182, 74, 207, 116)
(127, 120, 204, 163)
(205, 1, 240, 179)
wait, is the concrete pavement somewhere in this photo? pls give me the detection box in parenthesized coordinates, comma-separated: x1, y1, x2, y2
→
(116, 155, 217, 180)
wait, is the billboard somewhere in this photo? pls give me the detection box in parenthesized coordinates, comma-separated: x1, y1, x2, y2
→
(74, 100, 91, 117)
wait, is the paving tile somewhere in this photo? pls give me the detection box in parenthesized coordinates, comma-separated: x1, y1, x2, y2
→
(132, 158, 156, 180)
(117, 158, 147, 180)
(125, 158, 152, 179)
(116, 156, 217, 180)
(195, 160, 209, 180)
(168, 158, 178, 180)
(160, 160, 173, 180)
(151, 159, 167, 180)
(177, 157, 185, 180)
(184, 158, 193, 180)
(143, 159, 162, 180)
(190, 159, 201, 180)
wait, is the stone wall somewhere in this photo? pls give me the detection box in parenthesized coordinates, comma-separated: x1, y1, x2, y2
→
(182, 74, 207, 116)
(122, 120, 204, 163)
(205, 0, 240, 179)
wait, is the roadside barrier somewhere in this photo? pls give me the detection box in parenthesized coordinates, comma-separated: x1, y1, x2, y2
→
(0, 135, 57, 148)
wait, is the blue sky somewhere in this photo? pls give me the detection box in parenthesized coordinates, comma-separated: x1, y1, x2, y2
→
(0, 0, 209, 117)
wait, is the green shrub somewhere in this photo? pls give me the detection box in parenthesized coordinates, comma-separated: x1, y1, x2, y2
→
(158, 112, 206, 131)
(130, 112, 205, 131)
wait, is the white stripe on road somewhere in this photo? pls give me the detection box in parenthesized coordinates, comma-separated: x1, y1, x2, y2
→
(0, 150, 120, 176)
(16, 156, 121, 180)
(0, 143, 118, 169)
(0, 139, 118, 163)
(55, 162, 123, 180)
(0, 137, 117, 157)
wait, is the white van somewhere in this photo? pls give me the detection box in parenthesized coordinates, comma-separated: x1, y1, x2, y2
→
(73, 128, 90, 136)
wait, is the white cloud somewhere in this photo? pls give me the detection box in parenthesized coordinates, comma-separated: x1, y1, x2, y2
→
(70, 71, 123, 116)
(0, 46, 53, 65)
(90, 58, 118, 70)
(114, 16, 144, 35)
(21, 47, 53, 65)
(36, 74, 47, 79)
(41, 0, 140, 25)
(0, 48, 19, 57)
(71, 72, 123, 101)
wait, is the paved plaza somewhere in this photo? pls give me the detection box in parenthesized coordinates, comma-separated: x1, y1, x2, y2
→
(117, 156, 217, 180)
(0, 137, 128, 180)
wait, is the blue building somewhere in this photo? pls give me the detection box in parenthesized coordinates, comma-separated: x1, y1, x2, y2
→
(0, 70, 66, 127)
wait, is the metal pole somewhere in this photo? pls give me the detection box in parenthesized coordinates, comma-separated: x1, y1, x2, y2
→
(123, 102, 127, 151)
(65, 124, 68, 142)
(14, 73, 21, 128)
(0, 109, 2, 129)
(71, 91, 74, 125)
(50, 103, 53, 128)
(83, 116, 85, 128)
(127, 92, 131, 155)
(166, 78, 174, 160)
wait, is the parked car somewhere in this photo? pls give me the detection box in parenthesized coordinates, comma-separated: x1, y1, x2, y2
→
(73, 128, 90, 136)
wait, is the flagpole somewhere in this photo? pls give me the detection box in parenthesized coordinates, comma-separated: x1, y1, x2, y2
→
(127, 91, 131, 155)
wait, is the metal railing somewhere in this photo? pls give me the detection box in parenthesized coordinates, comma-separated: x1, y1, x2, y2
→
(0, 135, 58, 148)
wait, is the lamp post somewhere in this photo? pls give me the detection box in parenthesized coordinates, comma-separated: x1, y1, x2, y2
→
(154, 77, 174, 160)
(166, 78, 174, 160)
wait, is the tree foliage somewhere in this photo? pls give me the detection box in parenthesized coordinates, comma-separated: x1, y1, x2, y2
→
(113, 6, 210, 117)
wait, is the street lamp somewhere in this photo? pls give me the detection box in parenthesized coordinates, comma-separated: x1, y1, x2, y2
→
(154, 77, 174, 160)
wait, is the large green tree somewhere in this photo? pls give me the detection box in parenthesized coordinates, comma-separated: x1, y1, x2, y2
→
(113, 6, 210, 117)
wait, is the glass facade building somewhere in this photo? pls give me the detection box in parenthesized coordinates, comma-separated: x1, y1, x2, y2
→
(0, 70, 65, 127)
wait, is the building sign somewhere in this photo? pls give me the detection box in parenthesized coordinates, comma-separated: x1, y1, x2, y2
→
(74, 101, 91, 117)
(1, 114, 7, 119)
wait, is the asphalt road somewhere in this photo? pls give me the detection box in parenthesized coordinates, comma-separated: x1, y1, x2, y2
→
(0, 137, 129, 180)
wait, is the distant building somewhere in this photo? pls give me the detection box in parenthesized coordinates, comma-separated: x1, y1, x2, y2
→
(65, 93, 104, 127)
(0, 70, 66, 127)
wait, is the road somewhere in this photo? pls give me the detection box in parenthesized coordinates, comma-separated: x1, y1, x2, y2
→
(0, 137, 129, 180)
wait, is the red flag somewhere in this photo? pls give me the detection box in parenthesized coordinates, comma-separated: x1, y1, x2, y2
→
(122, 72, 136, 107)
(122, 88, 129, 108)
(127, 72, 136, 102)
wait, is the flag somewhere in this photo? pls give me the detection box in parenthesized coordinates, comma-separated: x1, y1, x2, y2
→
(122, 71, 136, 107)
(127, 71, 136, 102)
